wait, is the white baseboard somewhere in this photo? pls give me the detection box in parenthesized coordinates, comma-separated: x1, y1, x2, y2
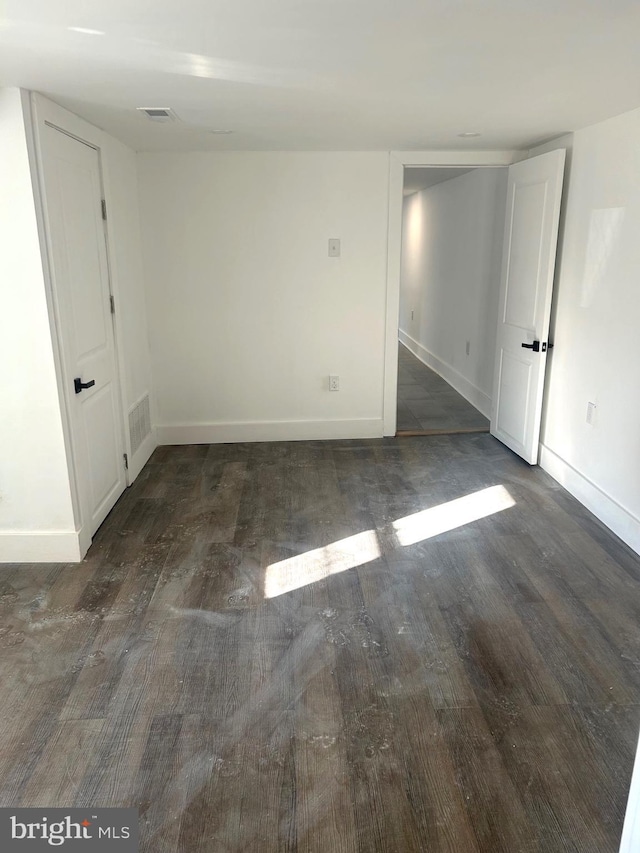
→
(0, 530, 83, 564)
(128, 429, 157, 484)
(539, 443, 640, 556)
(398, 331, 492, 418)
(156, 418, 384, 445)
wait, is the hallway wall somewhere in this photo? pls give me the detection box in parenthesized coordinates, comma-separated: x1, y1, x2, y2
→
(398, 168, 508, 417)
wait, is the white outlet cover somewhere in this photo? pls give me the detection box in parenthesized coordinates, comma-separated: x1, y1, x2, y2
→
(328, 238, 341, 258)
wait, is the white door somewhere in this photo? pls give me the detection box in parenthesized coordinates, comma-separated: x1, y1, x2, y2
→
(40, 125, 126, 538)
(490, 149, 566, 464)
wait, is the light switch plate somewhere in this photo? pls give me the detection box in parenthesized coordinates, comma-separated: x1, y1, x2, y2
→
(328, 238, 341, 258)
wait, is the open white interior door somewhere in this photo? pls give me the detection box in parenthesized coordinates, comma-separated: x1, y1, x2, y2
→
(490, 149, 566, 464)
(39, 124, 127, 540)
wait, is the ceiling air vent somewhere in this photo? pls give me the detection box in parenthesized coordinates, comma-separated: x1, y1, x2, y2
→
(136, 107, 178, 122)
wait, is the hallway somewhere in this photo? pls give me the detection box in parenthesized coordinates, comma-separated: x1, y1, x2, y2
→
(397, 343, 490, 434)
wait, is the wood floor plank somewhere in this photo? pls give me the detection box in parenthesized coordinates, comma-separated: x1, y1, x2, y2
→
(18, 719, 106, 807)
(133, 712, 185, 853)
(292, 637, 358, 853)
(436, 707, 540, 852)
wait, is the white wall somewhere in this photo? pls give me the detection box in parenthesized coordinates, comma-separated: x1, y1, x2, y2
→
(398, 168, 507, 416)
(137, 151, 390, 443)
(537, 108, 640, 554)
(0, 89, 78, 561)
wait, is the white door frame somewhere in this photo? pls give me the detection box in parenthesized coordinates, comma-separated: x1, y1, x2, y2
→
(27, 93, 132, 556)
(383, 149, 521, 436)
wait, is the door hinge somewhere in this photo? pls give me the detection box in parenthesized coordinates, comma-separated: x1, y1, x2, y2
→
(109, 294, 115, 314)
(101, 199, 107, 221)
(123, 453, 129, 470)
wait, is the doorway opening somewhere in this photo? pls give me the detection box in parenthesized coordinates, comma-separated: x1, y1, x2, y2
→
(396, 165, 508, 436)
(385, 149, 565, 463)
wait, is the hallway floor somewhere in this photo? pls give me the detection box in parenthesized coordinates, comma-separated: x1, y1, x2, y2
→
(0, 435, 639, 852)
(397, 342, 490, 433)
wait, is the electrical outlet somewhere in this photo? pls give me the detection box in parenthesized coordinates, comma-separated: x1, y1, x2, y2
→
(328, 238, 341, 258)
(586, 401, 597, 425)
(329, 375, 340, 391)
(466, 340, 470, 356)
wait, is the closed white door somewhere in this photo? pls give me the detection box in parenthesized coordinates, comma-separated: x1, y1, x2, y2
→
(490, 149, 566, 464)
(40, 125, 126, 538)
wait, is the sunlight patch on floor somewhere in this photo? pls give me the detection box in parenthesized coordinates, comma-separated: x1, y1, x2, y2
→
(264, 530, 382, 598)
(264, 485, 515, 598)
(392, 485, 515, 547)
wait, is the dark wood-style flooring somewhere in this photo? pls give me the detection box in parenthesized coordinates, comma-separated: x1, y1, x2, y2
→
(397, 343, 490, 434)
(1, 435, 639, 852)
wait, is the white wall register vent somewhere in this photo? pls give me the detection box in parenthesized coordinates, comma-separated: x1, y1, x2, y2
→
(136, 107, 178, 122)
(128, 394, 151, 455)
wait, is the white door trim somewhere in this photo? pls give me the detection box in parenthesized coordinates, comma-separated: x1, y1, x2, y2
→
(383, 150, 519, 435)
(27, 93, 131, 555)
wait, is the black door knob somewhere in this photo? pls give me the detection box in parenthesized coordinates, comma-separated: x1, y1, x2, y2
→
(74, 377, 96, 394)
